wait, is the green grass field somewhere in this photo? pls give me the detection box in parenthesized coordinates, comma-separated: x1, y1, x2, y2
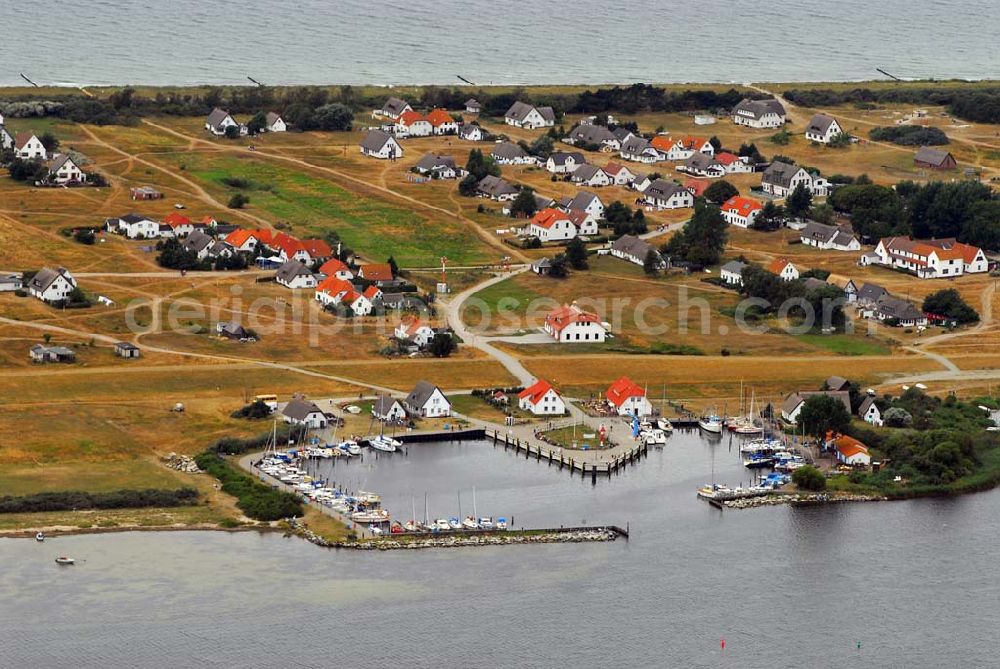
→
(795, 333, 891, 356)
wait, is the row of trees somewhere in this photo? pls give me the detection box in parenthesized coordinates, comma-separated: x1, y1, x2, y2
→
(782, 85, 1000, 124)
(0, 488, 199, 513)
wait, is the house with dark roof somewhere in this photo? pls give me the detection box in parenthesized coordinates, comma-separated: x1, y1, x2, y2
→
(504, 101, 555, 129)
(619, 135, 660, 164)
(28, 267, 76, 303)
(374, 97, 412, 121)
(565, 124, 620, 151)
(914, 146, 957, 170)
(458, 124, 487, 142)
(804, 114, 843, 144)
(464, 98, 482, 113)
(643, 179, 694, 210)
(610, 235, 661, 268)
(45, 154, 86, 184)
(404, 381, 451, 418)
(490, 141, 535, 165)
(216, 321, 254, 341)
(476, 175, 519, 201)
(0, 125, 13, 151)
(570, 164, 613, 187)
(264, 112, 286, 132)
(871, 294, 928, 327)
(282, 398, 329, 429)
(559, 191, 605, 221)
(676, 152, 725, 178)
(800, 222, 860, 251)
(545, 151, 587, 174)
(858, 396, 883, 426)
(275, 260, 317, 289)
(0, 272, 22, 292)
(720, 260, 747, 286)
(205, 108, 244, 136)
(414, 154, 460, 178)
(30, 344, 76, 364)
(761, 161, 828, 198)
(106, 213, 160, 239)
(780, 391, 851, 423)
(359, 130, 402, 160)
(855, 283, 888, 307)
(114, 341, 141, 358)
(732, 98, 786, 128)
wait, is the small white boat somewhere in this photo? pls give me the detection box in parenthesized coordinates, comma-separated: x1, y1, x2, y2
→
(351, 509, 390, 523)
(642, 429, 668, 446)
(496, 517, 509, 530)
(448, 517, 462, 530)
(54, 556, 75, 565)
(698, 415, 723, 433)
(477, 517, 495, 530)
(403, 520, 419, 532)
(462, 516, 480, 530)
(338, 440, 361, 455)
(35, 532, 45, 542)
(368, 435, 397, 452)
(435, 518, 452, 531)
(656, 418, 673, 432)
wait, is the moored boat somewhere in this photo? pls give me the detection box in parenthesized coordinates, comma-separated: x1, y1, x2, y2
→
(462, 516, 480, 530)
(35, 532, 45, 542)
(698, 414, 723, 433)
(54, 556, 75, 565)
(368, 435, 398, 452)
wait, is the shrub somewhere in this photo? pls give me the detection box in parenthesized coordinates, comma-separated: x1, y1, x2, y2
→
(869, 125, 949, 146)
(792, 465, 827, 491)
(228, 193, 250, 209)
(195, 451, 302, 521)
(0, 488, 199, 513)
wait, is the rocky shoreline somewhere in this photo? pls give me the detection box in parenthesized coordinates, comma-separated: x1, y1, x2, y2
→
(724, 493, 888, 509)
(293, 525, 621, 550)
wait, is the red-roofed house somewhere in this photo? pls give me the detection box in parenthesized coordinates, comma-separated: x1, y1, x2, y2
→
(163, 212, 196, 236)
(518, 379, 566, 415)
(395, 315, 435, 348)
(716, 151, 752, 174)
(395, 110, 433, 137)
(273, 234, 312, 263)
(871, 236, 985, 279)
(426, 108, 458, 135)
(721, 196, 763, 228)
(543, 304, 607, 343)
(526, 208, 578, 242)
(833, 435, 871, 466)
(606, 376, 653, 417)
(15, 132, 47, 160)
(766, 257, 799, 281)
(301, 239, 332, 262)
(603, 162, 636, 185)
(650, 135, 674, 160)
(225, 229, 260, 253)
(359, 263, 394, 284)
(314, 277, 373, 315)
(684, 178, 710, 198)
(319, 258, 354, 280)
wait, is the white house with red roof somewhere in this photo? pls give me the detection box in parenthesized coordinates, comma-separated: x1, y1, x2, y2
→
(395, 315, 435, 348)
(603, 162, 636, 185)
(543, 304, 607, 343)
(426, 108, 458, 135)
(15, 132, 47, 160)
(605, 376, 653, 417)
(716, 152, 753, 174)
(395, 110, 434, 137)
(871, 237, 986, 279)
(225, 229, 260, 253)
(314, 276, 373, 315)
(318, 258, 354, 281)
(358, 262, 394, 284)
(526, 208, 583, 242)
(833, 435, 871, 466)
(767, 258, 800, 281)
(518, 379, 566, 416)
(721, 196, 763, 228)
(162, 212, 197, 237)
(664, 136, 714, 161)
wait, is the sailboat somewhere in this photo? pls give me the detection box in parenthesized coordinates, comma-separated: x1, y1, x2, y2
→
(368, 420, 400, 452)
(732, 390, 764, 435)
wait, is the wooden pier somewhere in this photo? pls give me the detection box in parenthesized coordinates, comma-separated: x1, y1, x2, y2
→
(491, 429, 649, 483)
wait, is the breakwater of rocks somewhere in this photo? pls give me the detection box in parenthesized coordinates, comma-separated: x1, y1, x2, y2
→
(724, 493, 888, 509)
(292, 524, 623, 550)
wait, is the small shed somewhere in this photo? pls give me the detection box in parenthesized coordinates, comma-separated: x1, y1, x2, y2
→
(114, 341, 141, 358)
(914, 146, 957, 170)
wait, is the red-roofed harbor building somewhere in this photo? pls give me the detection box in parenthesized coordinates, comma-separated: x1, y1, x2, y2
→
(518, 379, 567, 415)
(543, 304, 607, 343)
(606, 376, 653, 417)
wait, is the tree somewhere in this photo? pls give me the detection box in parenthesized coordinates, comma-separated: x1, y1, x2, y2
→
(546, 255, 568, 278)
(246, 111, 268, 136)
(387, 256, 399, 277)
(458, 173, 479, 197)
(643, 248, 661, 276)
(663, 200, 727, 268)
(827, 132, 853, 148)
(769, 129, 791, 145)
(73, 228, 96, 245)
(313, 103, 354, 131)
(792, 465, 827, 491)
(737, 142, 764, 164)
(797, 394, 851, 438)
(752, 202, 785, 231)
(708, 136, 722, 153)
(224, 125, 241, 140)
(922, 289, 979, 324)
(428, 332, 457, 358)
(39, 132, 60, 153)
(509, 188, 537, 219)
(962, 201, 1000, 251)
(883, 407, 913, 428)
(465, 148, 500, 181)
(228, 193, 250, 209)
(810, 203, 835, 225)
(565, 237, 589, 270)
(528, 134, 555, 159)
(785, 182, 813, 219)
(703, 180, 738, 205)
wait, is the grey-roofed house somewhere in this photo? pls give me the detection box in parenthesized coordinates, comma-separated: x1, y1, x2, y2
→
(464, 98, 482, 113)
(856, 283, 888, 307)
(275, 260, 317, 289)
(182, 229, 221, 260)
(732, 98, 786, 128)
(414, 153, 460, 178)
(761, 160, 825, 198)
(490, 141, 534, 165)
(570, 163, 612, 187)
(504, 101, 556, 129)
(360, 129, 403, 160)
(546, 151, 587, 174)
(858, 396, 883, 426)
(533, 193, 556, 210)
(45, 153, 86, 184)
(282, 398, 329, 429)
(720, 260, 747, 286)
(781, 391, 851, 423)
(30, 344, 76, 364)
(804, 113, 843, 144)
(476, 175, 519, 201)
(264, 112, 287, 132)
(825, 376, 850, 392)
(375, 96, 412, 120)
(205, 108, 243, 136)
(566, 124, 620, 151)
(404, 381, 451, 418)
(874, 295, 928, 327)
(114, 341, 141, 358)
(914, 146, 957, 170)
(0, 272, 23, 292)
(561, 191, 604, 220)
(216, 321, 253, 341)
(372, 395, 407, 422)
(619, 135, 660, 163)
(28, 267, 76, 303)
(677, 152, 725, 178)
(800, 222, 861, 251)
(643, 179, 694, 210)
(458, 124, 487, 142)
(610, 235, 661, 268)
(531, 258, 553, 275)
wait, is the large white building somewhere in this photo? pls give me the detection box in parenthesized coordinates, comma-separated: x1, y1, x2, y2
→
(870, 237, 987, 279)
(504, 101, 555, 129)
(544, 304, 607, 343)
(731, 98, 786, 129)
(761, 161, 829, 198)
(27, 267, 77, 303)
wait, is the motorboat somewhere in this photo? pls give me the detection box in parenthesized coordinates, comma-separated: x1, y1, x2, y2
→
(698, 414, 723, 433)
(435, 519, 452, 531)
(462, 516, 480, 530)
(642, 429, 668, 446)
(368, 435, 398, 452)
(732, 421, 764, 435)
(54, 556, 75, 565)
(477, 517, 495, 530)
(448, 517, 462, 530)
(743, 454, 775, 469)
(351, 509, 390, 523)
(656, 418, 673, 432)
(496, 517, 509, 530)
(403, 520, 419, 532)
(35, 532, 45, 542)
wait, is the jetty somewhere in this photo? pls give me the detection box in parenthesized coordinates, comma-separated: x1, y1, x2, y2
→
(490, 429, 650, 483)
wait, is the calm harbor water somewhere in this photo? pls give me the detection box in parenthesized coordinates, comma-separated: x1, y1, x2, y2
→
(2, 0, 999, 87)
(2, 431, 999, 667)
